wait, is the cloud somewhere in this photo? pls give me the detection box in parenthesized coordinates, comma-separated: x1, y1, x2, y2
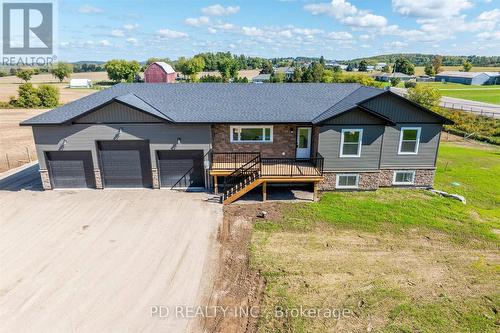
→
(157, 29, 188, 38)
(292, 28, 323, 36)
(123, 23, 139, 31)
(98, 39, 111, 47)
(185, 16, 211, 27)
(126, 37, 138, 45)
(392, 0, 473, 18)
(201, 4, 240, 16)
(304, 0, 388, 28)
(241, 26, 265, 37)
(215, 22, 236, 31)
(78, 5, 103, 14)
(208, 27, 217, 34)
(326, 31, 353, 40)
(385, 40, 408, 47)
(477, 31, 500, 41)
(111, 29, 125, 37)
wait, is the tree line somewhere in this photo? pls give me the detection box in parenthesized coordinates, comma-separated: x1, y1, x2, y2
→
(350, 53, 500, 67)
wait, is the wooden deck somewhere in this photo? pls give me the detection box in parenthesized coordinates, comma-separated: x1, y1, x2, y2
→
(210, 161, 322, 179)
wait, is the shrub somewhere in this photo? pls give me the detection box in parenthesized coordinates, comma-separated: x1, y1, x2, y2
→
(16, 83, 40, 107)
(37, 84, 59, 107)
(404, 81, 417, 88)
(199, 75, 223, 82)
(390, 77, 401, 86)
(407, 85, 441, 110)
(16, 69, 34, 82)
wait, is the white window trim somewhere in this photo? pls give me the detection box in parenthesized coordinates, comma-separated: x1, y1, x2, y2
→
(230, 125, 273, 143)
(393, 170, 416, 185)
(339, 129, 363, 158)
(398, 127, 421, 155)
(336, 173, 359, 189)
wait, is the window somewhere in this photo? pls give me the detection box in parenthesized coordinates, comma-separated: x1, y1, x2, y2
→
(336, 174, 359, 189)
(340, 129, 363, 157)
(398, 127, 421, 154)
(230, 126, 273, 143)
(393, 171, 416, 185)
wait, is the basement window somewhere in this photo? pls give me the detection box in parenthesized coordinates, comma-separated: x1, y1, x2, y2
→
(230, 126, 273, 143)
(393, 171, 416, 185)
(398, 127, 421, 154)
(336, 174, 359, 189)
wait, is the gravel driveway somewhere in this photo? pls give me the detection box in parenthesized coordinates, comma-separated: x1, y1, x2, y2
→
(0, 175, 222, 332)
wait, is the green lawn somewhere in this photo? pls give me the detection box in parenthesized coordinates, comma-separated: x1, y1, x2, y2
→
(417, 82, 500, 104)
(251, 143, 500, 332)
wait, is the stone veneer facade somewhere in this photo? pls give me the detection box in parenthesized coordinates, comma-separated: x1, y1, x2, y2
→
(211, 124, 304, 158)
(151, 168, 160, 189)
(94, 169, 103, 189)
(319, 169, 435, 191)
(40, 170, 52, 190)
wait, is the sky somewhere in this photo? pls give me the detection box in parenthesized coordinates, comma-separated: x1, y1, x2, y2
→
(57, 0, 500, 61)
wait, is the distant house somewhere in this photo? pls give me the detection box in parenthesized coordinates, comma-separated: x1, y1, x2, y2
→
(144, 62, 176, 83)
(435, 71, 500, 85)
(366, 65, 375, 72)
(375, 62, 387, 70)
(69, 79, 92, 88)
(252, 73, 271, 83)
(274, 67, 295, 80)
(374, 72, 415, 82)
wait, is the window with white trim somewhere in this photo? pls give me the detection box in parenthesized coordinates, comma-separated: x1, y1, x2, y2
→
(336, 174, 359, 189)
(398, 127, 421, 154)
(340, 129, 363, 157)
(230, 126, 273, 143)
(393, 171, 416, 185)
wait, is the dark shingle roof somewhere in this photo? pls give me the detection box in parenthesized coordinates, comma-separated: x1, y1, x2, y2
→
(21, 83, 388, 125)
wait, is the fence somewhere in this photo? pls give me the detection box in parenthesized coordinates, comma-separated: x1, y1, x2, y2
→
(440, 102, 500, 119)
(0, 147, 36, 173)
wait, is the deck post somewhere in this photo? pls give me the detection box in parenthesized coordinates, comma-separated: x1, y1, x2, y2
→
(313, 181, 318, 201)
(213, 176, 218, 194)
(262, 181, 267, 202)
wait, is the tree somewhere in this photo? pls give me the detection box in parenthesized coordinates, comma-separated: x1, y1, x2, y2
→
(382, 65, 391, 73)
(292, 67, 302, 82)
(390, 77, 401, 87)
(321, 69, 334, 83)
(51, 62, 73, 82)
(178, 56, 205, 82)
(311, 62, 324, 82)
(16, 69, 34, 82)
(260, 61, 273, 74)
(217, 57, 239, 82)
(104, 59, 141, 82)
(319, 56, 325, 66)
(424, 63, 435, 76)
(36, 84, 59, 107)
(432, 55, 442, 74)
(407, 85, 441, 110)
(16, 83, 40, 107)
(358, 60, 368, 72)
(462, 60, 472, 72)
(393, 57, 415, 75)
(272, 72, 285, 83)
(333, 65, 342, 73)
(346, 63, 354, 72)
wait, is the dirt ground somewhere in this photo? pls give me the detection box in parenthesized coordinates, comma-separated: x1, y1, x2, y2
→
(0, 72, 106, 103)
(207, 202, 499, 332)
(0, 188, 222, 332)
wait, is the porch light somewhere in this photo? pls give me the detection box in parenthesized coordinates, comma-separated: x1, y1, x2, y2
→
(290, 127, 294, 134)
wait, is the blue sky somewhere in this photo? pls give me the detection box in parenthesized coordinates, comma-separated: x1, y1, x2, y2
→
(58, 0, 500, 61)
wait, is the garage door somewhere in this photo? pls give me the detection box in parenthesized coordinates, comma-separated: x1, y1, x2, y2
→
(98, 141, 152, 188)
(46, 151, 95, 188)
(157, 150, 205, 188)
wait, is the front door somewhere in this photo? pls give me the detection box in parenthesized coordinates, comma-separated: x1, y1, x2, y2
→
(296, 127, 312, 159)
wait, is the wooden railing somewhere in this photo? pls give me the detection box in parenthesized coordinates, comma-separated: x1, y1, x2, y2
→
(221, 155, 261, 202)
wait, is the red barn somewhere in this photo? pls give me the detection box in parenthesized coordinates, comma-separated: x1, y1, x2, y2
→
(144, 62, 176, 83)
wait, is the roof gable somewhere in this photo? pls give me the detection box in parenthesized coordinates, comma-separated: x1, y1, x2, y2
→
(74, 101, 164, 123)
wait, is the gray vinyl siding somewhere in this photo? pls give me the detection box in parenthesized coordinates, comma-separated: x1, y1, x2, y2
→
(32, 124, 211, 170)
(318, 125, 384, 171)
(361, 94, 441, 123)
(380, 123, 442, 168)
(74, 102, 163, 123)
(322, 108, 386, 125)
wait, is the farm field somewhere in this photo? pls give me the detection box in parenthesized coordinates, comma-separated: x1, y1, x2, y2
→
(240, 142, 500, 332)
(417, 82, 500, 104)
(414, 66, 500, 76)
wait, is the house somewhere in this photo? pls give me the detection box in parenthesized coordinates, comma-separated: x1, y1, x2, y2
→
(274, 67, 295, 80)
(434, 71, 500, 85)
(69, 79, 92, 88)
(21, 83, 452, 204)
(144, 62, 176, 83)
(252, 73, 271, 83)
(366, 65, 375, 72)
(374, 72, 415, 82)
(375, 62, 387, 70)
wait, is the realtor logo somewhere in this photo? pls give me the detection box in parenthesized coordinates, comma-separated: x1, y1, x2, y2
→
(2, 2, 53, 54)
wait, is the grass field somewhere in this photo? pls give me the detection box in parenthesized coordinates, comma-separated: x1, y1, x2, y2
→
(251, 143, 500, 332)
(414, 66, 500, 76)
(416, 82, 500, 104)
